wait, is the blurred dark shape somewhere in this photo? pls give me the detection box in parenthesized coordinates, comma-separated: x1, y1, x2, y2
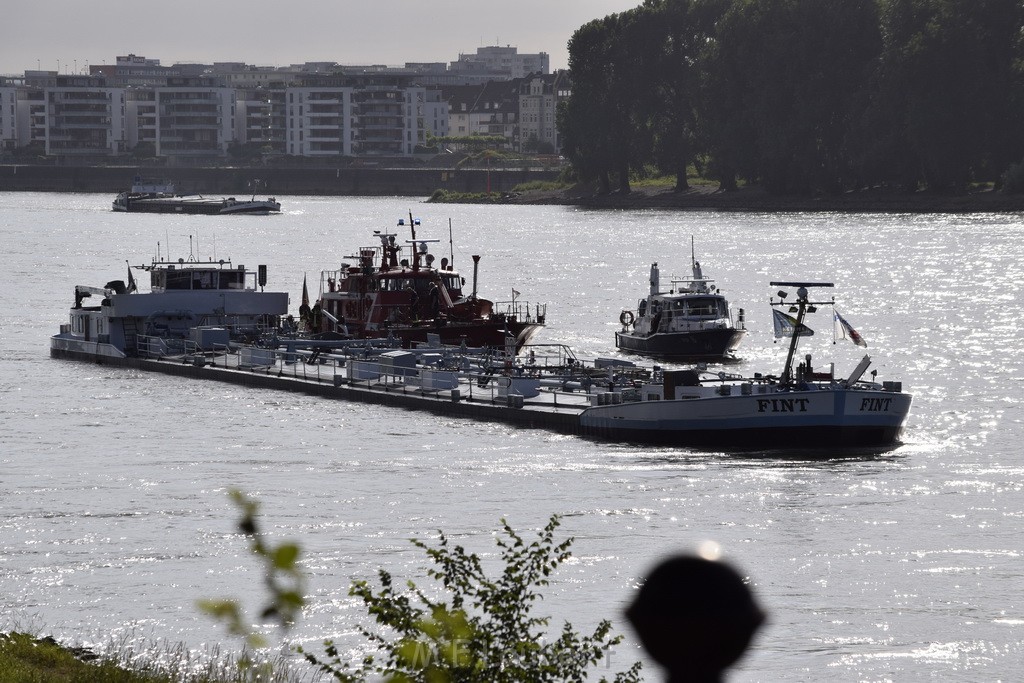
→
(626, 555, 766, 682)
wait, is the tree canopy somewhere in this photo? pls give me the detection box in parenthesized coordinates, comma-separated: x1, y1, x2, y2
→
(560, 0, 1024, 195)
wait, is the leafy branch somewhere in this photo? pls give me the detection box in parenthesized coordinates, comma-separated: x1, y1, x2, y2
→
(197, 489, 306, 650)
(302, 515, 641, 683)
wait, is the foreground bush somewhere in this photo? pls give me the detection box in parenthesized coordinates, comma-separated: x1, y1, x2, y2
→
(301, 515, 642, 683)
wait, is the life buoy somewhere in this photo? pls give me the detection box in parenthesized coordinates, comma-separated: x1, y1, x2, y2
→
(619, 310, 635, 327)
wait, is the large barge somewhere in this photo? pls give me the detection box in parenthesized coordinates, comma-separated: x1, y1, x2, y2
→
(50, 258, 912, 450)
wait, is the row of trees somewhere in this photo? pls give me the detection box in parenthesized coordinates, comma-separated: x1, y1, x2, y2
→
(558, 0, 1024, 196)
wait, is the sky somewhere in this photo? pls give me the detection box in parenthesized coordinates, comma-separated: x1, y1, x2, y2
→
(1, 1, 643, 76)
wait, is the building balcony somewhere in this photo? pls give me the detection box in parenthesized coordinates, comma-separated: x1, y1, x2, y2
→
(50, 93, 109, 104)
(305, 133, 343, 142)
(358, 133, 404, 143)
(161, 105, 221, 114)
(358, 123, 403, 132)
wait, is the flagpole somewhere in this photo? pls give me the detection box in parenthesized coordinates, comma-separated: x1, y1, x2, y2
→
(780, 297, 807, 386)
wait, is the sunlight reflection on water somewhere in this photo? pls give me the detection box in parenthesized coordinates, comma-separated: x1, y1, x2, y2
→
(2, 194, 1023, 679)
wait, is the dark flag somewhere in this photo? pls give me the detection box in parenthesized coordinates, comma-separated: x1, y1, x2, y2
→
(126, 260, 138, 293)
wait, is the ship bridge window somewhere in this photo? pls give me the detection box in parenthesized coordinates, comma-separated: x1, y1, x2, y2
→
(218, 270, 247, 289)
(683, 297, 726, 317)
(380, 277, 432, 294)
(443, 274, 462, 294)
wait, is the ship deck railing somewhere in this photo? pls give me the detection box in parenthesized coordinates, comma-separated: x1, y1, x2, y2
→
(150, 341, 601, 412)
(493, 300, 546, 324)
(138, 335, 202, 359)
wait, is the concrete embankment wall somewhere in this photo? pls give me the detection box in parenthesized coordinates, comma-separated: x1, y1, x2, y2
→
(0, 164, 560, 196)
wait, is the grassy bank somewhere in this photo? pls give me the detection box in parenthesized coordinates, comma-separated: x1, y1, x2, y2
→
(0, 632, 299, 683)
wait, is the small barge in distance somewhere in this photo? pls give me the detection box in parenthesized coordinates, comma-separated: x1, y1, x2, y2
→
(112, 178, 281, 215)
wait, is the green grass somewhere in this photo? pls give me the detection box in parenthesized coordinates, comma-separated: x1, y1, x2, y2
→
(0, 632, 151, 683)
(510, 179, 568, 192)
(427, 189, 507, 203)
(0, 633, 304, 683)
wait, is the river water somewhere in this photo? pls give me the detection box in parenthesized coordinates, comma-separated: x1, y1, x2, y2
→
(1, 192, 1022, 680)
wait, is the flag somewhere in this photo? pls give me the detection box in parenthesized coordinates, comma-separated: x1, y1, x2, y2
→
(772, 309, 814, 338)
(301, 274, 310, 309)
(512, 288, 521, 299)
(835, 310, 867, 347)
(126, 260, 137, 293)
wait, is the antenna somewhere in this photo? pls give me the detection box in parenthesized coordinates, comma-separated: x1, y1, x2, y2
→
(448, 218, 454, 269)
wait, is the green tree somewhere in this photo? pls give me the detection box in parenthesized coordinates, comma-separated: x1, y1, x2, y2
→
(561, 18, 619, 193)
(704, 0, 881, 194)
(640, 0, 729, 192)
(302, 515, 642, 683)
(866, 0, 1024, 192)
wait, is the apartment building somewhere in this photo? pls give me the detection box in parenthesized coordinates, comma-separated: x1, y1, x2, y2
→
(155, 78, 234, 158)
(125, 89, 157, 149)
(287, 85, 353, 156)
(236, 88, 286, 154)
(452, 46, 550, 80)
(518, 71, 570, 154)
(287, 75, 446, 157)
(0, 81, 16, 151)
(45, 75, 126, 156)
(0, 48, 564, 160)
(443, 81, 518, 145)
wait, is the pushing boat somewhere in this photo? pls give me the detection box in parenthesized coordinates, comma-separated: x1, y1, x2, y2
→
(306, 215, 545, 351)
(50, 256, 288, 362)
(51, 260, 911, 451)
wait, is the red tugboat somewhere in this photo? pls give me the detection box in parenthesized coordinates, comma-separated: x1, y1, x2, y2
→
(306, 216, 545, 351)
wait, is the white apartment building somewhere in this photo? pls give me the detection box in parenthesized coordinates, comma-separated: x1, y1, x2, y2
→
(287, 86, 354, 156)
(518, 72, 569, 154)
(236, 89, 287, 153)
(125, 89, 157, 149)
(155, 85, 234, 157)
(287, 81, 446, 157)
(452, 46, 550, 80)
(45, 79, 127, 156)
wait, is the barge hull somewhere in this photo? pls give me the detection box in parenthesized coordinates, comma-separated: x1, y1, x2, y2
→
(50, 347, 905, 451)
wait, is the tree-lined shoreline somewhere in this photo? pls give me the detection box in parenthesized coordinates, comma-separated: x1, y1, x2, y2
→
(557, 0, 1024, 199)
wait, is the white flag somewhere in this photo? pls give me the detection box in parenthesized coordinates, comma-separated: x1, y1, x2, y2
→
(835, 310, 867, 347)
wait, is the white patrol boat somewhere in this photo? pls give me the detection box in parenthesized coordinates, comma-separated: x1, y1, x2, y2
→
(615, 240, 746, 361)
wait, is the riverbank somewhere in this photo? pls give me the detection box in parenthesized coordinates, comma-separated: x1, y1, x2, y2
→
(4, 163, 1023, 212)
(0, 163, 558, 196)
(498, 182, 1024, 213)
